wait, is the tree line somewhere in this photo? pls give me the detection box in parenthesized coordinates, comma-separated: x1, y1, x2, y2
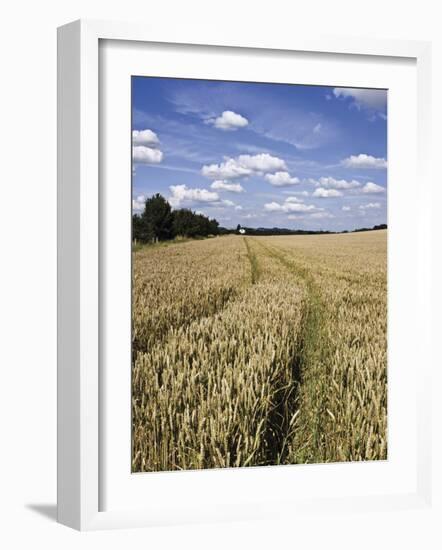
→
(352, 223, 387, 233)
(231, 226, 334, 236)
(133, 193, 220, 243)
(229, 223, 387, 236)
(133, 193, 387, 243)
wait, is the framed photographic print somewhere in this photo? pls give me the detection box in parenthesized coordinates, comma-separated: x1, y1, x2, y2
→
(130, 75, 389, 474)
(57, 19, 432, 530)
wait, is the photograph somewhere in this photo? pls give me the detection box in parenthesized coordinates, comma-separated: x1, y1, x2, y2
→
(131, 76, 388, 473)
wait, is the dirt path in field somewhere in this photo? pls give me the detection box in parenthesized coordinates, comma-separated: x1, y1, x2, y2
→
(243, 237, 260, 284)
(245, 238, 330, 463)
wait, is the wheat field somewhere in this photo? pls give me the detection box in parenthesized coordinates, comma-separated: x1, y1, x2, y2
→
(132, 231, 387, 472)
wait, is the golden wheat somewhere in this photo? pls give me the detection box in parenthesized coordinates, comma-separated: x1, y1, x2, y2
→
(132, 237, 249, 355)
(132, 231, 387, 471)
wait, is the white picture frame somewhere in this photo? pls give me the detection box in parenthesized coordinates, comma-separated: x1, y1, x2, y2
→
(57, 19, 433, 531)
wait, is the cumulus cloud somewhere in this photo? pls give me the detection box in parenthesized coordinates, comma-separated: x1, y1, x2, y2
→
(132, 195, 146, 212)
(132, 145, 163, 164)
(169, 184, 220, 208)
(333, 88, 387, 111)
(132, 128, 164, 164)
(309, 177, 385, 196)
(285, 196, 302, 203)
(202, 153, 286, 180)
(238, 154, 286, 173)
(342, 206, 351, 211)
(210, 110, 249, 131)
(362, 182, 385, 194)
(264, 171, 300, 187)
(342, 154, 387, 169)
(210, 180, 245, 193)
(264, 197, 319, 213)
(359, 202, 381, 209)
(168, 184, 239, 209)
(132, 129, 160, 146)
(308, 176, 361, 190)
(313, 188, 343, 198)
(202, 158, 252, 180)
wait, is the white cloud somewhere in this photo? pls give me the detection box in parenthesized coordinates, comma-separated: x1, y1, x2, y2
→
(210, 180, 245, 193)
(202, 158, 252, 180)
(333, 88, 387, 111)
(132, 195, 146, 212)
(234, 205, 243, 210)
(169, 184, 220, 208)
(132, 129, 164, 165)
(342, 154, 387, 169)
(264, 202, 286, 212)
(281, 190, 309, 197)
(359, 202, 381, 209)
(168, 184, 239, 209)
(285, 196, 302, 203)
(132, 129, 160, 146)
(210, 110, 249, 131)
(264, 171, 300, 187)
(238, 154, 286, 173)
(342, 206, 351, 211)
(309, 177, 385, 196)
(362, 182, 385, 194)
(313, 188, 343, 198)
(202, 153, 286, 180)
(309, 176, 361, 190)
(132, 145, 163, 164)
(264, 198, 319, 213)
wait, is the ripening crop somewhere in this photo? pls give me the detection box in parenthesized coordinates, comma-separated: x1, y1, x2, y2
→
(132, 231, 387, 472)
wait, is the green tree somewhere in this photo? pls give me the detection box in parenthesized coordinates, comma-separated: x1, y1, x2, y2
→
(142, 193, 173, 241)
(172, 209, 220, 238)
(208, 218, 219, 236)
(132, 214, 143, 242)
(133, 194, 220, 243)
(172, 208, 197, 237)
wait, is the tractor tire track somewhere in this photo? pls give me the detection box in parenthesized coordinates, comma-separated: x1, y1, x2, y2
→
(249, 238, 331, 463)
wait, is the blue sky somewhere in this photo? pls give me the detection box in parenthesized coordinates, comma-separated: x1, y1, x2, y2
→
(132, 77, 387, 231)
